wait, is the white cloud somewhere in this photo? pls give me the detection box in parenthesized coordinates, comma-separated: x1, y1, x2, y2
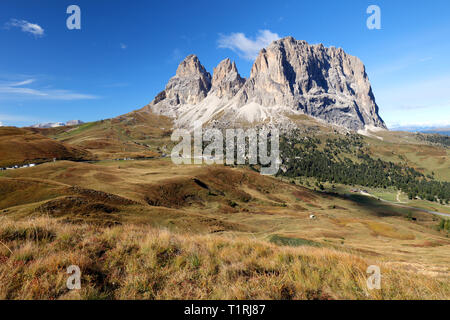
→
(388, 120, 450, 130)
(0, 78, 99, 100)
(0, 121, 3, 127)
(5, 19, 44, 37)
(120, 43, 127, 50)
(0, 86, 48, 97)
(401, 120, 450, 127)
(218, 30, 280, 60)
(10, 79, 36, 86)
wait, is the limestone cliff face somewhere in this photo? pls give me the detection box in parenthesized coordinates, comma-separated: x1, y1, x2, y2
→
(233, 37, 385, 130)
(147, 37, 386, 131)
(211, 58, 245, 99)
(152, 55, 211, 116)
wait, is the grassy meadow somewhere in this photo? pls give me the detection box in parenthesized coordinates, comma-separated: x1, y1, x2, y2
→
(0, 216, 448, 300)
(1, 113, 449, 300)
(1, 158, 449, 299)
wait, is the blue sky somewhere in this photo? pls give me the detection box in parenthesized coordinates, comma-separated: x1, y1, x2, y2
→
(1, 0, 449, 128)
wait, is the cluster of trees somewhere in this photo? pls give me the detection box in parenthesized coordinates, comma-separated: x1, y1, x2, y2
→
(417, 133, 450, 147)
(279, 132, 450, 204)
(438, 218, 450, 232)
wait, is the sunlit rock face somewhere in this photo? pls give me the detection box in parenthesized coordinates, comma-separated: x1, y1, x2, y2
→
(147, 37, 386, 131)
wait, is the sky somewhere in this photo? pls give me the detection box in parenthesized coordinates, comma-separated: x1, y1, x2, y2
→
(1, 0, 450, 129)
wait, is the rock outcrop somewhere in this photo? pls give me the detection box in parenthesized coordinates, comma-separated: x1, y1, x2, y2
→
(152, 55, 212, 117)
(146, 37, 386, 131)
(211, 58, 245, 99)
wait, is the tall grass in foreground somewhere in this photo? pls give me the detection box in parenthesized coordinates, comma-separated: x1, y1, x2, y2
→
(0, 217, 448, 300)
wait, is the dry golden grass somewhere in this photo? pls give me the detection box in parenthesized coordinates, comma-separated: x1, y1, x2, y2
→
(33, 109, 173, 160)
(0, 127, 92, 167)
(364, 132, 450, 181)
(1, 158, 449, 300)
(0, 216, 448, 300)
(2, 160, 449, 276)
(1, 105, 449, 300)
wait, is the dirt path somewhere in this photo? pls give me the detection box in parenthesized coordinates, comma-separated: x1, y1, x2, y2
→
(382, 195, 450, 218)
(396, 191, 407, 204)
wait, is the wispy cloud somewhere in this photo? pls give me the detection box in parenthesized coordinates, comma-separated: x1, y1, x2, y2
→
(388, 120, 450, 129)
(394, 105, 429, 110)
(0, 113, 43, 123)
(217, 30, 280, 60)
(370, 55, 434, 76)
(4, 18, 44, 37)
(120, 43, 127, 50)
(168, 48, 184, 63)
(0, 78, 99, 100)
(10, 79, 36, 86)
(419, 57, 433, 63)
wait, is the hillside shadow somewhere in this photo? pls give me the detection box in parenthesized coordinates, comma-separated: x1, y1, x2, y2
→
(322, 192, 417, 218)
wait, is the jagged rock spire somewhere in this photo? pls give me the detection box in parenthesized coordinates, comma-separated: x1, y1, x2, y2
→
(164, 54, 212, 106)
(211, 58, 245, 99)
(148, 37, 386, 131)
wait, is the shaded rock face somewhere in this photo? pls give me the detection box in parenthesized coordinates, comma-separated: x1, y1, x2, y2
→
(148, 37, 386, 131)
(164, 54, 212, 106)
(211, 58, 246, 99)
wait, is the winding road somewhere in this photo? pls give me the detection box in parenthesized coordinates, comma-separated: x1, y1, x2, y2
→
(371, 192, 450, 218)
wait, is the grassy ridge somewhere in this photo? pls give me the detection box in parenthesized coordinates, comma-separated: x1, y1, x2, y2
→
(1, 159, 449, 300)
(33, 110, 174, 160)
(0, 127, 92, 167)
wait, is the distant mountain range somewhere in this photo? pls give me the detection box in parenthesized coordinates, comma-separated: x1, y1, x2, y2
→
(426, 129, 450, 136)
(390, 125, 450, 136)
(31, 120, 84, 128)
(145, 37, 386, 131)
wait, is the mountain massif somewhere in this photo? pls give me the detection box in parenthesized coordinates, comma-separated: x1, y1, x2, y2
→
(31, 120, 84, 129)
(1, 37, 449, 301)
(146, 36, 386, 131)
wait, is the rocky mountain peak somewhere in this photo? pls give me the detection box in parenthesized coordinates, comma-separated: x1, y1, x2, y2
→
(157, 55, 212, 109)
(211, 58, 245, 99)
(240, 37, 386, 130)
(147, 37, 386, 131)
(175, 54, 210, 79)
